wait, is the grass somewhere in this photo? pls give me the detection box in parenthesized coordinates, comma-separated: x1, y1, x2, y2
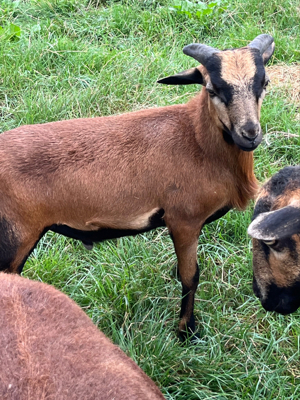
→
(1, 0, 300, 398)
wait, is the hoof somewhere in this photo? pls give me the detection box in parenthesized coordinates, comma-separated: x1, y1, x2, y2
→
(178, 328, 201, 344)
(82, 241, 93, 250)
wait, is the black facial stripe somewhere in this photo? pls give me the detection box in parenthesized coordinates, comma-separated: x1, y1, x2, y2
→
(251, 49, 267, 99)
(219, 117, 232, 134)
(206, 49, 267, 104)
(218, 118, 235, 145)
(260, 240, 270, 260)
(205, 54, 233, 105)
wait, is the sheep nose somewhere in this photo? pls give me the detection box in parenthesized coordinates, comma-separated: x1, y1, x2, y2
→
(241, 122, 260, 142)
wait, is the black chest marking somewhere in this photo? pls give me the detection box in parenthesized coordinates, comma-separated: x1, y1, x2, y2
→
(50, 208, 166, 244)
(204, 205, 231, 225)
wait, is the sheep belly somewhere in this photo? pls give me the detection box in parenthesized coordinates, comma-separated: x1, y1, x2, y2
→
(50, 208, 166, 244)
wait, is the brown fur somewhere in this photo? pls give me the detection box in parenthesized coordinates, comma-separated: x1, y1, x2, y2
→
(0, 43, 271, 335)
(252, 184, 300, 291)
(219, 49, 256, 85)
(252, 235, 300, 292)
(248, 166, 300, 314)
(0, 273, 165, 400)
(212, 49, 266, 142)
(272, 188, 300, 210)
(0, 92, 257, 226)
(252, 201, 300, 287)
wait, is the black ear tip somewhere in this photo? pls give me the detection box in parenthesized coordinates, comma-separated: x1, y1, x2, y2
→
(157, 77, 170, 85)
(157, 68, 204, 85)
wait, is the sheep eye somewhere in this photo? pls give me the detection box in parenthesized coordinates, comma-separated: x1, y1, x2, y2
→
(206, 88, 216, 97)
(263, 79, 270, 90)
(263, 239, 279, 248)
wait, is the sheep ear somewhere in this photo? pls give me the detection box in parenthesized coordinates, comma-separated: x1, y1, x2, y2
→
(247, 206, 300, 241)
(157, 67, 204, 85)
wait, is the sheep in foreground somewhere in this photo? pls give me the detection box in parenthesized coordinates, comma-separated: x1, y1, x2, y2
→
(248, 166, 300, 315)
(0, 34, 274, 336)
(0, 273, 165, 400)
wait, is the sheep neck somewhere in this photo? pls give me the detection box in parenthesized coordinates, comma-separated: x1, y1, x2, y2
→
(187, 88, 258, 210)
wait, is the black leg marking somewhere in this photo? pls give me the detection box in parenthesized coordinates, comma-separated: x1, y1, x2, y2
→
(180, 285, 196, 331)
(16, 227, 50, 274)
(179, 263, 199, 340)
(0, 217, 20, 272)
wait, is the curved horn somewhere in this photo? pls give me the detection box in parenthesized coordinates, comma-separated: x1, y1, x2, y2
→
(247, 205, 300, 241)
(183, 43, 220, 66)
(248, 34, 274, 55)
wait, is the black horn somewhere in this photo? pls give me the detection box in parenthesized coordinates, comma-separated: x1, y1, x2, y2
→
(183, 43, 220, 66)
(248, 34, 274, 55)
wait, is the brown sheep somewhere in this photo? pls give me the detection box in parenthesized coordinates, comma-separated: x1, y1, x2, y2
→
(0, 273, 165, 400)
(248, 166, 300, 315)
(0, 34, 274, 337)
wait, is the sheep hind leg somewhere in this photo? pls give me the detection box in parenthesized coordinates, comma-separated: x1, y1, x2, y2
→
(0, 218, 48, 274)
(0, 215, 22, 273)
(169, 223, 201, 341)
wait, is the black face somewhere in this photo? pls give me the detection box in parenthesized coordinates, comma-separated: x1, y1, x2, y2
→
(252, 232, 300, 315)
(254, 276, 300, 315)
(204, 49, 267, 151)
(206, 52, 265, 103)
(250, 167, 300, 316)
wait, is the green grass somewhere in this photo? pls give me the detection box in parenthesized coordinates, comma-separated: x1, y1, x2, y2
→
(1, 0, 300, 398)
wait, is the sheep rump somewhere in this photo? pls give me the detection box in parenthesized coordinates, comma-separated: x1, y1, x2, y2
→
(0, 273, 165, 400)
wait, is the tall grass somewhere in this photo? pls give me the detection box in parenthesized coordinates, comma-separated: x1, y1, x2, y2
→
(1, 0, 300, 398)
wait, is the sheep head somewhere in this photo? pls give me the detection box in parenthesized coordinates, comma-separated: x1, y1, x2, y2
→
(158, 34, 275, 152)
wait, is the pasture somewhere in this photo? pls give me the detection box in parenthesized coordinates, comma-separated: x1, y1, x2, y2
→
(0, 0, 300, 398)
